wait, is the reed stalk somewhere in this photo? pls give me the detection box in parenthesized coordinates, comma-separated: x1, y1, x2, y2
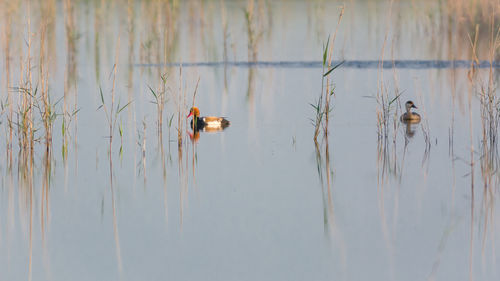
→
(97, 36, 132, 157)
(312, 6, 345, 141)
(177, 65, 184, 148)
(2, 1, 14, 154)
(149, 73, 168, 136)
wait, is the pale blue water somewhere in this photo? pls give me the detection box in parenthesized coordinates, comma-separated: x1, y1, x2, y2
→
(1, 1, 499, 281)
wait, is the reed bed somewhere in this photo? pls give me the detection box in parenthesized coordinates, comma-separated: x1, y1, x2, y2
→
(474, 16, 500, 253)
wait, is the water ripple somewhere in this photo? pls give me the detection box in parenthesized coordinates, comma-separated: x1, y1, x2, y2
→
(136, 60, 500, 69)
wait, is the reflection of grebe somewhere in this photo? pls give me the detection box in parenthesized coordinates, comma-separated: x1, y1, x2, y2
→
(187, 107, 230, 131)
(400, 101, 421, 124)
(404, 123, 417, 138)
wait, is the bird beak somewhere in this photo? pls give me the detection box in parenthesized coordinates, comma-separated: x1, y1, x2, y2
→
(187, 112, 193, 118)
(412, 104, 417, 109)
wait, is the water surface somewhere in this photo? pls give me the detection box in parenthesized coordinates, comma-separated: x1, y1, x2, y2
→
(1, 1, 499, 280)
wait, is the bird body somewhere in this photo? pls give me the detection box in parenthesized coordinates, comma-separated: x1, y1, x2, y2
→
(191, 116, 230, 130)
(400, 112, 421, 122)
(188, 107, 230, 131)
(400, 101, 421, 123)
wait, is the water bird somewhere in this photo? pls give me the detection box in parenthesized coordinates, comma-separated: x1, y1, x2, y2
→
(400, 101, 421, 123)
(187, 107, 230, 131)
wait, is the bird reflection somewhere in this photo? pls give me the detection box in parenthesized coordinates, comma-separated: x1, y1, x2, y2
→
(189, 130, 200, 142)
(403, 122, 419, 138)
(188, 126, 230, 143)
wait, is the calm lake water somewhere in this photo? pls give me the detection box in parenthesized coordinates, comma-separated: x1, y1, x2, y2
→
(1, 0, 500, 280)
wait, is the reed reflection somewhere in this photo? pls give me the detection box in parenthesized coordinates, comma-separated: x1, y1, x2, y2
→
(62, 0, 78, 162)
(313, 135, 347, 275)
(41, 142, 53, 244)
(376, 92, 433, 278)
(159, 124, 169, 227)
(474, 59, 500, 276)
(108, 159, 123, 275)
(178, 131, 186, 229)
(313, 137, 334, 234)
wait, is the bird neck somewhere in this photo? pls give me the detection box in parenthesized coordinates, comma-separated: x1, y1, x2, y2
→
(192, 116, 201, 129)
